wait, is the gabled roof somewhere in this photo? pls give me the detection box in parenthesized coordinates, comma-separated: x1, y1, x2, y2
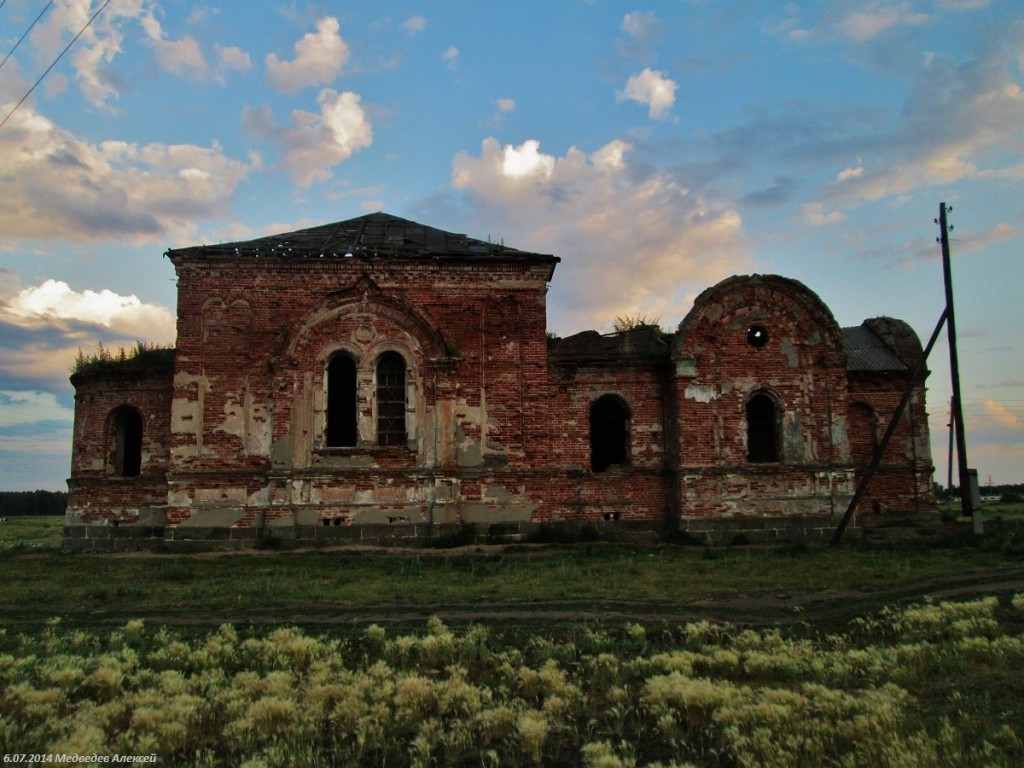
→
(166, 212, 558, 271)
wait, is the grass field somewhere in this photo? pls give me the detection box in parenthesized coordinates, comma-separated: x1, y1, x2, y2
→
(1, 510, 1022, 766)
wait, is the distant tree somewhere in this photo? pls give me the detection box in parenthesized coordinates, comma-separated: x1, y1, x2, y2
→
(0, 491, 67, 516)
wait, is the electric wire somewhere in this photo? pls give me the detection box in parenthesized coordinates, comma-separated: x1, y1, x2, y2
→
(0, 1, 53, 73)
(0, 0, 111, 131)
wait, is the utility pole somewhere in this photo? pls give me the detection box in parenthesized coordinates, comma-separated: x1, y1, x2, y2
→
(938, 203, 981, 533)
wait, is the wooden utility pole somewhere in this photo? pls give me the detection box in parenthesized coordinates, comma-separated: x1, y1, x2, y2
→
(938, 202, 981, 533)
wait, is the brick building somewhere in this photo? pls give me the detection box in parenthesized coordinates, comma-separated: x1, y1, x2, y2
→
(65, 213, 936, 549)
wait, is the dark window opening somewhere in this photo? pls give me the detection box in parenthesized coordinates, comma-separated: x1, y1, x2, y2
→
(112, 407, 143, 477)
(326, 354, 357, 447)
(376, 352, 407, 447)
(747, 324, 769, 347)
(590, 395, 629, 472)
(746, 393, 779, 463)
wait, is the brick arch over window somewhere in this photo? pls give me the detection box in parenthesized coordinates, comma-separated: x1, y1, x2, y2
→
(745, 390, 780, 463)
(109, 405, 143, 477)
(590, 394, 631, 472)
(284, 279, 447, 364)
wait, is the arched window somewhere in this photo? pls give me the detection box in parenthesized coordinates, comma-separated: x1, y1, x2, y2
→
(746, 392, 779, 463)
(111, 406, 143, 477)
(326, 353, 357, 447)
(376, 352, 407, 447)
(590, 395, 629, 472)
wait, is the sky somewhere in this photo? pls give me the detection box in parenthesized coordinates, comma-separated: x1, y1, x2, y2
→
(0, 0, 1021, 492)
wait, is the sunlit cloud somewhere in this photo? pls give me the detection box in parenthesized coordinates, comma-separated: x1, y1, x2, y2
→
(242, 89, 373, 187)
(446, 137, 749, 332)
(3, 279, 175, 342)
(0, 108, 250, 244)
(986, 399, 1021, 430)
(618, 68, 677, 119)
(266, 17, 349, 94)
(403, 15, 427, 36)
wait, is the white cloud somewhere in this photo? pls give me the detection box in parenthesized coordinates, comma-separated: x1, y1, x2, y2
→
(801, 202, 845, 226)
(448, 138, 748, 331)
(4, 279, 176, 342)
(836, 165, 864, 182)
(618, 68, 677, 119)
(496, 98, 516, 113)
(0, 108, 250, 244)
(403, 15, 427, 36)
(266, 17, 349, 94)
(242, 89, 373, 187)
(28, 0, 151, 109)
(839, 5, 930, 41)
(0, 390, 75, 428)
(443, 45, 459, 68)
(216, 45, 252, 74)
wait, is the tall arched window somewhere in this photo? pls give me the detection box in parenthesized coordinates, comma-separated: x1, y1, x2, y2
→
(376, 352, 407, 447)
(326, 353, 357, 447)
(746, 392, 779, 463)
(590, 395, 630, 472)
(111, 406, 143, 477)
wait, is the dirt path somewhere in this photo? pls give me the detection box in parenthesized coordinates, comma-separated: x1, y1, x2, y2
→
(55, 565, 1024, 631)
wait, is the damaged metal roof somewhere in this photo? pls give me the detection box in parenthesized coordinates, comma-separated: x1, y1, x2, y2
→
(841, 324, 908, 372)
(165, 212, 558, 269)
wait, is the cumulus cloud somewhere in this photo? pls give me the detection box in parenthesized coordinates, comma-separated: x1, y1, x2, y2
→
(618, 68, 677, 119)
(4, 279, 176, 342)
(443, 45, 459, 68)
(242, 89, 373, 187)
(216, 45, 252, 74)
(266, 17, 349, 94)
(0, 108, 250, 244)
(496, 98, 516, 113)
(28, 0, 153, 109)
(446, 138, 748, 331)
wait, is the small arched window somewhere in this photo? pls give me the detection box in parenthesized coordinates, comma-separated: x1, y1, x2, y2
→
(376, 352, 407, 447)
(111, 406, 143, 477)
(590, 395, 630, 472)
(326, 353, 358, 447)
(746, 392, 779, 463)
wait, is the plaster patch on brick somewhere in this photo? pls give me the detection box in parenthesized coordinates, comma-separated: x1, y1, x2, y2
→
(780, 338, 799, 368)
(684, 383, 719, 403)
(175, 506, 246, 527)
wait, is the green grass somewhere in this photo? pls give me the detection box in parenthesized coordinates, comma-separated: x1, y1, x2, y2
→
(0, 515, 64, 551)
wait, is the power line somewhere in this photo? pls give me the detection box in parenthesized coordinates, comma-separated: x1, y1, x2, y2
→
(0, 0, 111, 131)
(0, 1, 54, 73)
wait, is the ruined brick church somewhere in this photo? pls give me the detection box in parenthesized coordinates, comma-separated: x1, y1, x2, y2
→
(65, 213, 936, 549)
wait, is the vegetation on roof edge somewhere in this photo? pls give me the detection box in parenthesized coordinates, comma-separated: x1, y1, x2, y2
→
(71, 341, 175, 376)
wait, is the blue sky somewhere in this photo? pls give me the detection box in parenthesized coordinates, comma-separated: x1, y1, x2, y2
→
(0, 0, 1021, 492)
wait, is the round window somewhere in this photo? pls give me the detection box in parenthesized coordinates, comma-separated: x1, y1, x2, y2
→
(747, 325, 769, 348)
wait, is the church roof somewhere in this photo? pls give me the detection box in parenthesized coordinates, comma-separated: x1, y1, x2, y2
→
(841, 324, 908, 372)
(166, 212, 559, 268)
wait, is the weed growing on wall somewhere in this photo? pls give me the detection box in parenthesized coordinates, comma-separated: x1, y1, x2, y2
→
(1, 597, 1023, 766)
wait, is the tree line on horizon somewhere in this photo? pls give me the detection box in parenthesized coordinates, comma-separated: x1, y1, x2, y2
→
(0, 490, 67, 516)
